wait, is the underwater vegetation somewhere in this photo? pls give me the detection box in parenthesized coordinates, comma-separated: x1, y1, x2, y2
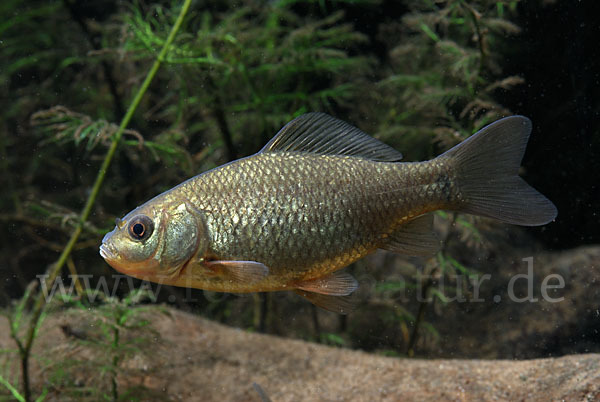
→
(1, 0, 598, 400)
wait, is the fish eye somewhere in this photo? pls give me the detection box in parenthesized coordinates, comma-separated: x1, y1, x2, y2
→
(127, 215, 154, 241)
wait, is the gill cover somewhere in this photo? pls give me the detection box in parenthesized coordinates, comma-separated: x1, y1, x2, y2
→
(159, 202, 205, 270)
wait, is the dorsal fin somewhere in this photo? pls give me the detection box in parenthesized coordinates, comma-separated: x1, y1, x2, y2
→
(260, 113, 403, 161)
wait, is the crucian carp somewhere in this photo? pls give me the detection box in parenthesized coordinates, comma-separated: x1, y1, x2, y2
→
(100, 113, 557, 313)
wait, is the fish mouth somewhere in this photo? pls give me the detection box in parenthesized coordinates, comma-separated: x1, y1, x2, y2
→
(99, 242, 158, 277)
(99, 243, 131, 274)
(99, 243, 116, 262)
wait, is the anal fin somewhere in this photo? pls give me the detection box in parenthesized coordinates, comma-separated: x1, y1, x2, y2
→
(294, 290, 356, 315)
(205, 260, 269, 284)
(382, 214, 440, 256)
(294, 270, 358, 296)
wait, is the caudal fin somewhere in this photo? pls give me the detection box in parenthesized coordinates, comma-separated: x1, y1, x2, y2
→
(440, 116, 557, 226)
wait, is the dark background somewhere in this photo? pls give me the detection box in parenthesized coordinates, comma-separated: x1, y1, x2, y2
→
(505, 1, 600, 248)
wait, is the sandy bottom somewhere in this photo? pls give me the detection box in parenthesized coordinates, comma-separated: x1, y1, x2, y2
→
(1, 307, 599, 401)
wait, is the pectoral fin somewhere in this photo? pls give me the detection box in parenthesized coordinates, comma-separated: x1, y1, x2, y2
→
(294, 290, 356, 314)
(294, 271, 358, 296)
(382, 214, 440, 256)
(205, 260, 269, 284)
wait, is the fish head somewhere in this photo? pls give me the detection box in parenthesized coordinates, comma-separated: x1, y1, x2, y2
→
(99, 198, 207, 282)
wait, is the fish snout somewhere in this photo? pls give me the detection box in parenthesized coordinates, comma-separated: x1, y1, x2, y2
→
(99, 242, 117, 262)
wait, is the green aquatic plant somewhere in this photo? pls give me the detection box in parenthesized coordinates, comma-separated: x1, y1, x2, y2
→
(41, 289, 164, 400)
(372, 0, 524, 159)
(1, 284, 49, 402)
(113, 0, 371, 153)
(30, 106, 195, 171)
(1, 288, 163, 401)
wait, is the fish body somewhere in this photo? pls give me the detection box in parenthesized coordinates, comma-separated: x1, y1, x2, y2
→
(100, 113, 557, 312)
(161, 152, 446, 291)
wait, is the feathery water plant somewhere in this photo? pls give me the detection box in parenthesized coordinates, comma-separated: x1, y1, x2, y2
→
(41, 289, 164, 400)
(372, 0, 524, 159)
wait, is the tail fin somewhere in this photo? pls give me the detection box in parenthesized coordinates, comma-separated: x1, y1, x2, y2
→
(440, 116, 557, 226)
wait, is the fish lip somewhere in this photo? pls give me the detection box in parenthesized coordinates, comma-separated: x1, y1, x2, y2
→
(99, 243, 116, 261)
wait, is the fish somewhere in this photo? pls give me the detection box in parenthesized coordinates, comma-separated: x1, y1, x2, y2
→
(99, 113, 557, 313)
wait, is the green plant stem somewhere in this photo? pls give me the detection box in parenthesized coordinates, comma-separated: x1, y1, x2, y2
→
(0, 375, 25, 402)
(111, 326, 120, 401)
(406, 269, 436, 357)
(406, 214, 456, 357)
(13, 1, 193, 400)
(462, 2, 486, 72)
(66, 255, 84, 298)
